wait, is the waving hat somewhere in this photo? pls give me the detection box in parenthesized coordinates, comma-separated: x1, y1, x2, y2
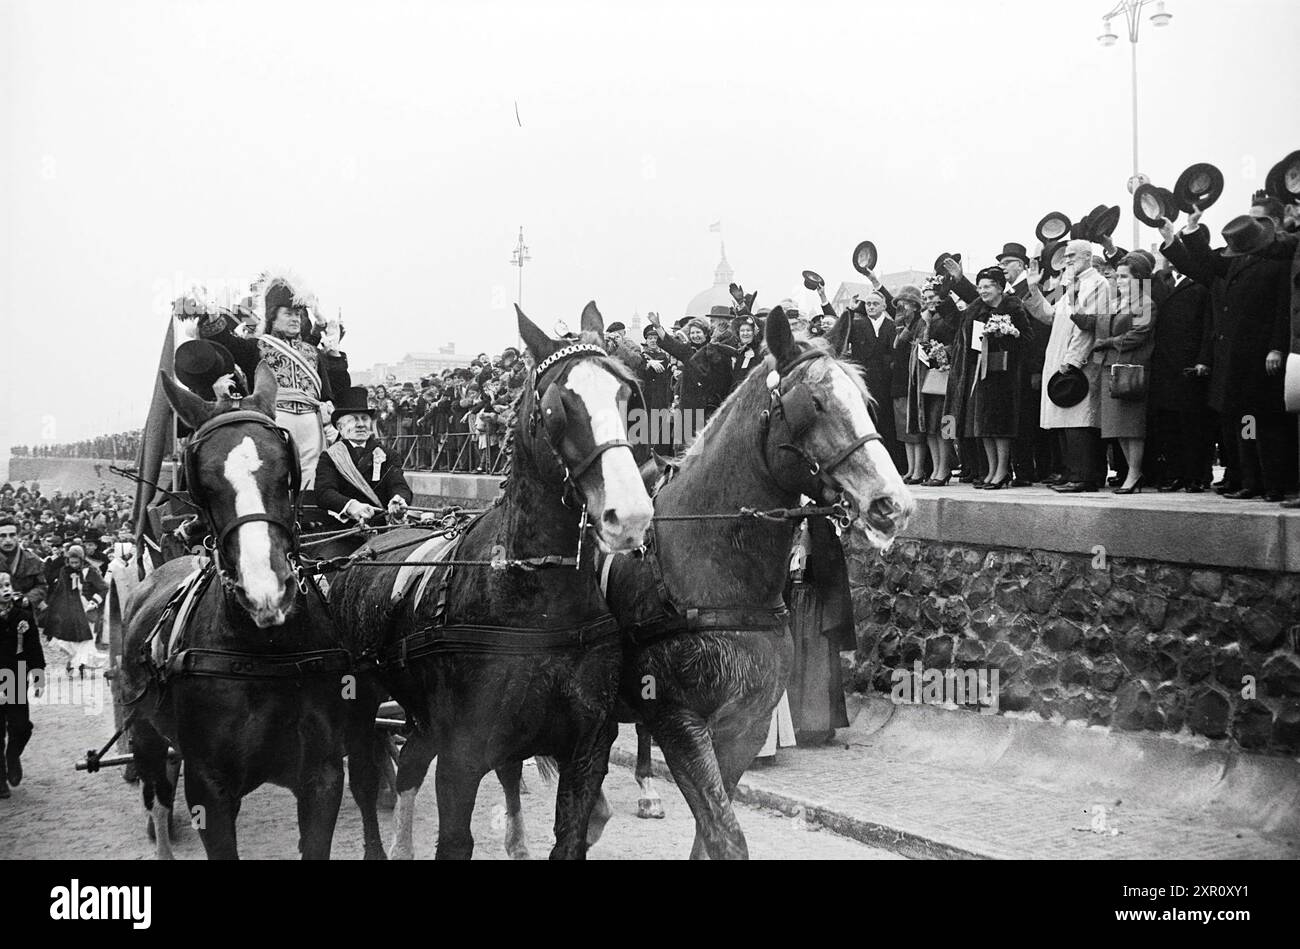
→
(1035, 212, 1072, 245)
(1173, 163, 1224, 213)
(174, 340, 239, 401)
(851, 241, 878, 275)
(1133, 183, 1177, 228)
(1265, 150, 1300, 203)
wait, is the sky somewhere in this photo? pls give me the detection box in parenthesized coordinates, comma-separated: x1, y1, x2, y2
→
(2, 0, 1298, 449)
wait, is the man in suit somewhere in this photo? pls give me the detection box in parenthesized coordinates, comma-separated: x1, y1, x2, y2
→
(1161, 208, 1292, 501)
(1149, 263, 1215, 492)
(315, 386, 414, 526)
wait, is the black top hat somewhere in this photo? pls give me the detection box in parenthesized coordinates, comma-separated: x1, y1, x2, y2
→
(933, 251, 962, 274)
(1047, 366, 1089, 408)
(1040, 240, 1068, 277)
(1133, 183, 1177, 227)
(1035, 212, 1072, 245)
(1266, 150, 1300, 203)
(1173, 163, 1224, 213)
(1093, 205, 1121, 239)
(331, 386, 375, 425)
(851, 241, 878, 275)
(174, 340, 237, 401)
(996, 242, 1030, 265)
(1220, 214, 1276, 258)
(801, 270, 825, 291)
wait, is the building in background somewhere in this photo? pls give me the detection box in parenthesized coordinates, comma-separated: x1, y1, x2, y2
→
(353, 346, 476, 385)
(684, 243, 736, 319)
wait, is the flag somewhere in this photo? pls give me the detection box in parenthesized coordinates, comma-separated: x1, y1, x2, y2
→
(132, 316, 177, 578)
(708, 220, 722, 233)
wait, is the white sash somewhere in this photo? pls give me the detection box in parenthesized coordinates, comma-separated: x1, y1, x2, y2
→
(325, 441, 383, 508)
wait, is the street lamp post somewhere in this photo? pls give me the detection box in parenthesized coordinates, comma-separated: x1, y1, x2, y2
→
(509, 226, 531, 308)
(1097, 0, 1173, 249)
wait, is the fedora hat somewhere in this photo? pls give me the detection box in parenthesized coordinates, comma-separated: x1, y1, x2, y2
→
(1265, 150, 1300, 203)
(1220, 214, 1276, 258)
(801, 270, 825, 291)
(1093, 205, 1121, 239)
(996, 242, 1030, 265)
(1047, 366, 1089, 408)
(331, 386, 376, 425)
(1133, 183, 1177, 227)
(1173, 162, 1224, 213)
(1035, 212, 1072, 245)
(933, 251, 962, 274)
(174, 340, 237, 400)
(851, 241, 878, 275)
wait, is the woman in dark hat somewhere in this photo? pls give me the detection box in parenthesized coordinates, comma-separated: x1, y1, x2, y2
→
(891, 286, 928, 483)
(730, 315, 766, 391)
(915, 281, 962, 484)
(1092, 252, 1157, 493)
(961, 267, 1031, 488)
(647, 314, 739, 433)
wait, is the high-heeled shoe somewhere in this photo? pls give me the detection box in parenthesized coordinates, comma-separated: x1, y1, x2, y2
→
(1113, 476, 1147, 495)
(922, 474, 952, 486)
(972, 479, 991, 489)
(903, 475, 923, 485)
(986, 475, 1013, 490)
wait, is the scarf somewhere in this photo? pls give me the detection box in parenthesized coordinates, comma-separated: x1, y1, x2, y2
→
(325, 441, 382, 508)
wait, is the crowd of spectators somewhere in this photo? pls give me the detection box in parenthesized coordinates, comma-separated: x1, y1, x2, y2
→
(10, 431, 142, 461)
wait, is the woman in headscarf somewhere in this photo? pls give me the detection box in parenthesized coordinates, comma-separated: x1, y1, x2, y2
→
(44, 544, 107, 677)
(730, 315, 766, 391)
(891, 286, 928, 483)
(962, 267, 1031, 489)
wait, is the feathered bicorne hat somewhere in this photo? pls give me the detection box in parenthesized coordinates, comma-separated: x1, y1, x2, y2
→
(251, 267, 317, 330)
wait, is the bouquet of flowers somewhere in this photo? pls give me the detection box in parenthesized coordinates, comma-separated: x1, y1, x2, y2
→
(984, 313, 1021, 339)
(925, 340, 950, 370)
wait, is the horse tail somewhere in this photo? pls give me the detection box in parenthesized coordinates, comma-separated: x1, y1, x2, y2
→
(533, 755, 560, 786)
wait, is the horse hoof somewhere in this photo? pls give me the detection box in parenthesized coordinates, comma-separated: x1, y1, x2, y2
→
(123, 763, 139, 784)
(378, 787, 397, 810)
(364, 844, 388, 861)
(637, 798, 665, 819)
(506, 844, 531, 860)
(145, 814, 156, 842)
(389, 843, 414, 861)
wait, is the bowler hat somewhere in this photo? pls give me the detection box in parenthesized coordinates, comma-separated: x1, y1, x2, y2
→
(1040, 240, 1068, 277)
(174, 340, 237, 400)
(1265, 150, 1300, 203)
(801, 270, 825, 291)
(851, 241, 878, 275)
(1173, 162, 1224, 213)
(1047, 366, 1089, 408)
(1133, 183, 1177, 227)
(933, 251, 962, 274)
(1093, 205, 1121, 239)
(1220, 214, 1276, 258)
(331, 386, 376, 425)
(996, 242, 1030, 265)
(1035, 212, 1072, 244)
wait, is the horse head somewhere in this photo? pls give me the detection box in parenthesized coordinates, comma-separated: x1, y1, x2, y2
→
(160, 363, 302, 628)
(760, 307, 914, 550)
(515, 302, 653, 551)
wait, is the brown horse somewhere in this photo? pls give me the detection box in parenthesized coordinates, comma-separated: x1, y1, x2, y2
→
(328, 304, 653, 859)
(589, 307, 913, 858)
(118, 365, 352, 859)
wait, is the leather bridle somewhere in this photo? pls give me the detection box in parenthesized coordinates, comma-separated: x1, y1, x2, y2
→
(183, 409, 307, 595)
(526, 343, 645, 505)
(759, 347, 882, 527)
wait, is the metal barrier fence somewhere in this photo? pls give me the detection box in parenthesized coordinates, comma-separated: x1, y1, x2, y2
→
(380, 434, 510, 474)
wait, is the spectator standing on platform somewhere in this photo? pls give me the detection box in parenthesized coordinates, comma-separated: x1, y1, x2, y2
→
(1043, 240, 1113, 493)
(999, 243, 1053, 485)
(891, 285, 928, 483)
(962, 267, 1031, 488)
(915, 281, 960, 485)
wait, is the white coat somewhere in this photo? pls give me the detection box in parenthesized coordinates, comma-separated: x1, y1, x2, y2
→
(1040, 267, 1112, 429)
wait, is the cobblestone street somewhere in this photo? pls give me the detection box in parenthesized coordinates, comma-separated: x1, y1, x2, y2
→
(0, 670, 901, 860)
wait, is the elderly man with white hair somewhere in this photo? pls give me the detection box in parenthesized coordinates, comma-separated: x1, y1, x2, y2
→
(1040, 239, 1115, 492)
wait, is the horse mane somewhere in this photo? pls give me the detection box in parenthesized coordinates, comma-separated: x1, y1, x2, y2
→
(675, 338, 875, 474)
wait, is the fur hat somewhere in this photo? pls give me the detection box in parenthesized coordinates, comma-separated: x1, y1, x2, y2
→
(894, 285, 924, 307)
(252, 268, 316, 331)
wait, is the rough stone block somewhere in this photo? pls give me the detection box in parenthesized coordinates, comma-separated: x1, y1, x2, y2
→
(1188, 687, 1231, 739)
(1189, 569, 1224, 599)
(1135, 594, 1169, 630)
(924, 634, 954, 667)
(1242, 609, 1283, 649)
(1232, 700, 1274, 750)
(1060, 653, 1092, 687)
(1042, 617, 1084, 652)
(1261, 654, 1300, 699)
(1113, 680, 1156, 731)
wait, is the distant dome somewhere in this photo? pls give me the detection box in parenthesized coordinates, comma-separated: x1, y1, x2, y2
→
(685, 243, 735, 318)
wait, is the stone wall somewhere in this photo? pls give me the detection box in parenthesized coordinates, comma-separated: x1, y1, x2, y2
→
(846, 539, 1300, 756)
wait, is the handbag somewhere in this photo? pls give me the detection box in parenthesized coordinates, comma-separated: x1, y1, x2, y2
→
(1109, 363, 1147, 401)
(921, 368, 950, 396)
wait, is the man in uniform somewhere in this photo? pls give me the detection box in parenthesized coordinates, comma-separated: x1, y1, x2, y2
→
(315, 387, 414, 527)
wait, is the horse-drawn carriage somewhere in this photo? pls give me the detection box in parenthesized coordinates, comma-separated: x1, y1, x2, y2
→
(84, 301, 911, 860)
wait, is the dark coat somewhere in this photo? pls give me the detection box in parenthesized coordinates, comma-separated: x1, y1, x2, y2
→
(0, 547, 48, 613)
(46, 563, 108, 643)
(842, 309, 896, 405)
(1163, 225, 1290, 415)
(315, 436, 414, 525)
(953, 294, 1030, 439)
(0, 601, 44, 674)
(636, 347, 675, 413)
(731, 342, 766, 392)
(656, 332, 738, 414)
(1149, 273, 1213, 411)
